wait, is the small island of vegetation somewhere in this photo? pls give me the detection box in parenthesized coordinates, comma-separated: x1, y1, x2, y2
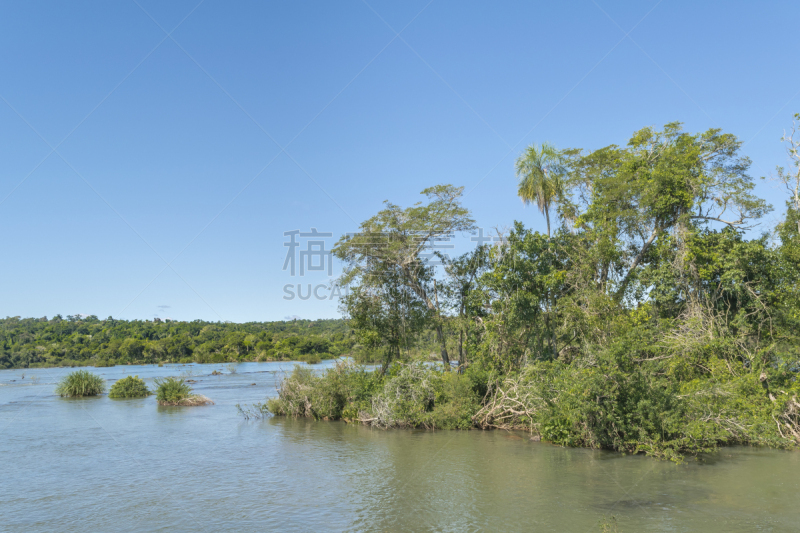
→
(55, 370, 105, 398)
(108, 375, 151, 399)
(259, 120, 800, 460)
(154, 377, 213, 406)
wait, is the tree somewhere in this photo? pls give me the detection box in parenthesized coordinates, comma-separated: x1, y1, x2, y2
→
(333, 184, 476, 368)
(776, 113, 800, 236)
(564, 122, 771, 302)
(474, 223, 571, 371)
(340, 273, 427, 372)
(515, 142, 567, 237)
(441, 244, 491, 369)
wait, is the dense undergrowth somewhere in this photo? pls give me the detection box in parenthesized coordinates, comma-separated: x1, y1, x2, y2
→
(263, 361, 483, 429)
(259, 357, 800, 460)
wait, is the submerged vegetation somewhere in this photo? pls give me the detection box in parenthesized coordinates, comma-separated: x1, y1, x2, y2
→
(108, 375, 150, 399)
(55, 370, 105, 397)
(154, 377, 213, 406)
(261, 119, 800, 460)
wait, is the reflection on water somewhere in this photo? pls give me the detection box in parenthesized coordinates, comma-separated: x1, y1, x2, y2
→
(1, 362, 798, 532)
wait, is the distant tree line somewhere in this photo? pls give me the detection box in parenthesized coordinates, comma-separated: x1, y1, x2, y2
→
(0, 316, 359, 368)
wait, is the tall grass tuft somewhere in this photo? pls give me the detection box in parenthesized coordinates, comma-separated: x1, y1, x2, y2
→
(55, 370, 106, 397)
(109, 375, 150, 399)
(154, 377, 213, 406)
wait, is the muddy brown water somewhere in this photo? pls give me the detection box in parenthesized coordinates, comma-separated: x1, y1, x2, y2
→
(1, 361, 798, 532)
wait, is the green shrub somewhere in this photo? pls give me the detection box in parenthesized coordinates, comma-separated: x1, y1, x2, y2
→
(265, 361, 480, 428)
(266, 361, 383, 420)
(55, 370, 105, 397)
(427, 371, 481, 429)
(154, 377, 191, 403)
(154, 377, 212, 406)
(367, 363, 438, 427)
(303, 353, 322, 364)
(108, 375, 150, 399)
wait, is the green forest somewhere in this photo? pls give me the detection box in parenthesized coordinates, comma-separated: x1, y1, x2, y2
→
(0, 316, 355, 368)
(263, 119, 800, 459)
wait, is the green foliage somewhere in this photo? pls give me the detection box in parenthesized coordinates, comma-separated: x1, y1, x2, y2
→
(0, 316, 354, 369)
(263, 120, 800, 459)
(334, 184, 476, 369)
(266, 361, 384, 420)
(108, 375, 150, 399)
(427, 369, 481, 429)
(55, 370, 105, 397)
(516, 141, 567, 236)
(154, 377, 192, 404)
(267, 361, 481, 430)
(302, 353, 322, 364)
(367, 363, 439, 427)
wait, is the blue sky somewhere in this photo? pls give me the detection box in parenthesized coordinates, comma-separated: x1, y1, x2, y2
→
(1, 0, 798, 322)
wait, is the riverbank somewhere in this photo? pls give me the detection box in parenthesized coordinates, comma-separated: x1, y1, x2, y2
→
(260, 359, 800, 461)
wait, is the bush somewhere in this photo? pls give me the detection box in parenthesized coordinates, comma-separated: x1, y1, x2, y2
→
(472, 349, 800, 460)
(154, 377, 213, 406)
(367, 363, 438, 428)
(108, 375, 150, 399)
(265, 361, 480, 429)
(364, 363, 480, 429)
(428, 371, 481, 429)
(266, 361, 383, 420)
(55, 370, 105, 397)
(302, 353, 322, 364)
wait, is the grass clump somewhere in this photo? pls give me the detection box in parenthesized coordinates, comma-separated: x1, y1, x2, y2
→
(154, 377, 213, 406)
(55, 370, 105, 397)
(108, 375, 150, 399)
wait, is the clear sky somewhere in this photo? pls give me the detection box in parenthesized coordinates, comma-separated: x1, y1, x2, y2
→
(1, 0, 798, 322)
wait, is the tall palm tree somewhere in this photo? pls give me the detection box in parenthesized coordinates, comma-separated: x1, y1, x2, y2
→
(515, 142, 566, 237)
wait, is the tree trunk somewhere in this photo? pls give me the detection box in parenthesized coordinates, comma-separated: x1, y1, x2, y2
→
(436, 324, 450, 368)
(544, 311, 557, 359)
(545, 209, 551, 238)
(458, 329, 464, 372)
(614, 227, 659, 301)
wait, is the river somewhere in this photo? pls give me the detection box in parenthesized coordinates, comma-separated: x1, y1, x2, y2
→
(1, 361, 798, 532)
